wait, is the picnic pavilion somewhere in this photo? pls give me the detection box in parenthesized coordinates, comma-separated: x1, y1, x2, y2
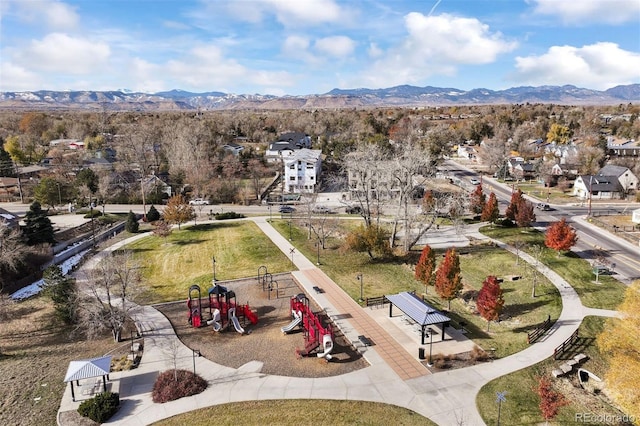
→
(63, 356, 112, 401)
(386, 291, 451, 345)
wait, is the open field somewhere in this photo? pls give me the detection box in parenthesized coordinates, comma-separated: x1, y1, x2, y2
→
(124, 221, 292, 304)
(481, 226, 627, 310)
(476, 316, 630, 425)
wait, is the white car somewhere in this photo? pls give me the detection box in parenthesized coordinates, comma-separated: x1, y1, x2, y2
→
(470, 178, 481, 185)
(189, 198, 210, 205)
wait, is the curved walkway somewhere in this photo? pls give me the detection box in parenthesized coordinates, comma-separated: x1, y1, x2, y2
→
(58, 218, 619, 426)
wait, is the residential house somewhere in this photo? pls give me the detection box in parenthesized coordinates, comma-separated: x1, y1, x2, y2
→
(265, 132, 312, 162)
(572, 175, 622, 200)
(49, 138, 82, 148)
(456, 143, 477, 160)
(545, 141, 578, 164)
(597, 164, 638, 195)
(508, 158, 536, 180)
(283, 149, 321, 194)
(0, 177, 19, 202)
(607, 138, 640, 158)
(142, 174, 172, 198)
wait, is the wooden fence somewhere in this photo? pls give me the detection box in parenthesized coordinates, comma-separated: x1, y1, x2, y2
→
(527, 315, 552, 344)
(365, 295, 389, 308)
(553, 329, 579, 359)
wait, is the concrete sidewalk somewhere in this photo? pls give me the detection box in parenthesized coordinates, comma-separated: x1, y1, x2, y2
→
(58, 217, 619, 426)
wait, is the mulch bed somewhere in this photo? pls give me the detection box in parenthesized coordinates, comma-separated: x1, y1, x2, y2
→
(155, 274, 368, 378)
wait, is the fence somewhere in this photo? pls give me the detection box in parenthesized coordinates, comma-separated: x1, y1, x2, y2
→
(527, 315, 552, 344)
(365, 295, 389, 308)
(553, 329, 579, 359)
(589, 216, 640, 245)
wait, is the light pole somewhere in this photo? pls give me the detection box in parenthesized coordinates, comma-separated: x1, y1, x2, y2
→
(268, 204, 272, 222)
(587, 175, 593, 216)
(192, 349, 201, 375)
(356, 273, 363, 302)
(212, 256, 217, 282)
(89, 197, 96, 248)
(56, 182, 62, 207)
(427, 327, 434, 367)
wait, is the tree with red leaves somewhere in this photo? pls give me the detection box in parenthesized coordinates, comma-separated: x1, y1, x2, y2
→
(481, 192, 500, 223)
(505, 189, 523, 221)
(476, 275, 504, 331)
(435, 248, 462, 310)
(536, 375, 568, 424)
(515, 199, 536, 227)
(469, 184, 486, 215)
(415, 244, 436, 294)
(545, 218, 578, 255)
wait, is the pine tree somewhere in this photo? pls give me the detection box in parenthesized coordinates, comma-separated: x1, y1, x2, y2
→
(505, 189, 523, 221)
(435, 248, 462, 310)
(481, 192, 500, 223)
(544, 218, 578, 255)
(23, 201, 55, 245)
(515, 199, 536, 227)
(469, 184, 486, 215)
(43, 265, 77, 324)
(415, 244, 436, 294)
(125, 210, 139, 233)
(476, 275, 504, 331)
(147, 205, 161, 222)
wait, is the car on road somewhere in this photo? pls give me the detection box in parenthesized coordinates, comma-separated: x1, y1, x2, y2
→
(536, 203, 552, 211)
(345, 205, 362, 214)
(279, 205, 296, 214)
(470, 178, 480, 185)
(312, 205, 334, 214)
(189, 198, 210, 205)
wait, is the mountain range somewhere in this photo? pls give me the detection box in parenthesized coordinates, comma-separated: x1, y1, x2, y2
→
(1, 84, 639, 111)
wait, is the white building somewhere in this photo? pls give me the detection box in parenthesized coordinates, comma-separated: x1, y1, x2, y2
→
(283, 149, 322, 194)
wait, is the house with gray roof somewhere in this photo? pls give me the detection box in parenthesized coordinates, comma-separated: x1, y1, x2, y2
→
(597, 164, 637, 195)
(572, 175, 623, 200)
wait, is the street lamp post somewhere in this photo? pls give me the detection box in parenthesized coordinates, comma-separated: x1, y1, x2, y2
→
(192, 349, 201, 375)
(587, 175, 593, 216)
(90, 197, 96, 248)
(56, 182, 62, 207)
(356, 273, 363, 302)
(212, 256, 217, 282)
(427, 327, 434, 367)
(268, 204, 272, 222)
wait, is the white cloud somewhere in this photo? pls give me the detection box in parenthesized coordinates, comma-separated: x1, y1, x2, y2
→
(282, 35, 310, 55)
(0, 62, 43, 91)
(357, 12, 517, 88)
(513, 42, 640, 90)
(368, 42, 383, 58)
(314, 36, 356, 58)
(9, 0, 78, 30)
(15, 33, 110, 74)
(530, 0, 640, 25)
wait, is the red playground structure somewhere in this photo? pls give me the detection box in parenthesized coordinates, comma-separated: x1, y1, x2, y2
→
(187, 284, 258, 334)
(282, 293, 334, 360)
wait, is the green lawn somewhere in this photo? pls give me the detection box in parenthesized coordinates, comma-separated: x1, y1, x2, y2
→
(153, 400, 435, 426)
(272, 220, 562, 358)
(123, 221, 291, 303)
(481, 226, 626, 310)
(476, 316, 627, 425)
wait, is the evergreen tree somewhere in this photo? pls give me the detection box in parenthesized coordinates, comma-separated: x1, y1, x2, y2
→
(147, 205, 161, 222)
(76, 168, 99, 194)
(125, 210, 139, 233)
(23, 201, 55, 245)
(476, 275, 504, 331)
(435, 247, 462, 310)
(0, 141, 16, 177)
(43, 265, 77, 324)
(469, 184, 486, 215)
(415, 244, 436, 294)
(481, 192, 500, 223)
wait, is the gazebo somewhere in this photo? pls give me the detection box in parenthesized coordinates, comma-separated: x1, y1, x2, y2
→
(386, 291, 451, 344)
(64, 356, 112, 401)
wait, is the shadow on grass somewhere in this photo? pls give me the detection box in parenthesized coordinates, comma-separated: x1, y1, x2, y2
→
(187, 222, 242, 232)
(502, 299, 547, 317)
(444, 311, 491, 340)
(172, 239, 207, 246)
(555, 337, 596, 360)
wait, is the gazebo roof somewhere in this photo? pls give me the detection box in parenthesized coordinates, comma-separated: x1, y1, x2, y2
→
(386, 292, 451, 326)
(64, 356, 112, 382)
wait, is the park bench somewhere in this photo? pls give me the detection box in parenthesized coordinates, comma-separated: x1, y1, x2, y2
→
(312, 286, 324, 294)
(358, 335, 373, 346)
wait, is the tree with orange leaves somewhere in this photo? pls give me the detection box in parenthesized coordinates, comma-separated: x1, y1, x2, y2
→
(481, 192, 500, 223)
(476, 275, 504, 331)
(435, 248, 462, 310)
(544, 218, 578, 255)
(469, 184, 486, 215)
(536, 375, 568, 424)
(415, 244, 436, 294)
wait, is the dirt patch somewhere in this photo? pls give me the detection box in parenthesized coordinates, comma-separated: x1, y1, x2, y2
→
(156, 274, 368, 378)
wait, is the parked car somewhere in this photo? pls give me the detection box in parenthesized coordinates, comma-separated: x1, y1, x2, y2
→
(312, 205, 333, 214)
(470, 178, 480, 185)
(189, 198, 210, 205)
(279, 205, 296, 214)
(345, 205, 362, 214)
(536, 203, 551, 211)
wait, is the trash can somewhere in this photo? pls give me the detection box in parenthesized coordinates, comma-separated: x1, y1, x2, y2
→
(419, 347, 426, 360)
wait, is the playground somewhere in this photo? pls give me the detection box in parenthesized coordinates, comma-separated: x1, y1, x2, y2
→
(156, 273, 368, 378)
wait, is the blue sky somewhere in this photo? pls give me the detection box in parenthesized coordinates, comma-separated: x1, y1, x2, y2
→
(1, 0, 639, 95)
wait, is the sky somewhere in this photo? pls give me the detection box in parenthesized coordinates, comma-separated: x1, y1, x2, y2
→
(1, 0, 639, 95)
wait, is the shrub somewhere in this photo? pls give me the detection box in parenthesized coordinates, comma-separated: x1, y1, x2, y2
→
(125, 210, 139, 233)
(470, 345, 489, 362)
(83, 209, 102, 219)
(146, 205, 161, 222)
(77, 391, 119, 423)
(214, 211, 245, 220)
(152, 369, 207, 403)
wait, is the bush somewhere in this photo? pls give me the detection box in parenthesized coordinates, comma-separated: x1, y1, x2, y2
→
(125, 210, 139, 233)
(77, 391, 119, 423)
(146, 205, 161, 222)
(214, 211, 245, 220)
(496, 217, 515, 228)
(152, 369, 207, 403)
(83, 209, 102, 219)
(470, 345, 489, 362)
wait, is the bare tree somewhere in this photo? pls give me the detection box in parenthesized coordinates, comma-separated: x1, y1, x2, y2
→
(79, 250, 141, 342)
(0, 224, 32, 293)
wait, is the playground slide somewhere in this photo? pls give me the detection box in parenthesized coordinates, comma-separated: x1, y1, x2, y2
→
(228, 308, 245, 334)
(316, 334, 334, 360)
(281, 315, 302, 334)
(207, 309, 222, 332)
